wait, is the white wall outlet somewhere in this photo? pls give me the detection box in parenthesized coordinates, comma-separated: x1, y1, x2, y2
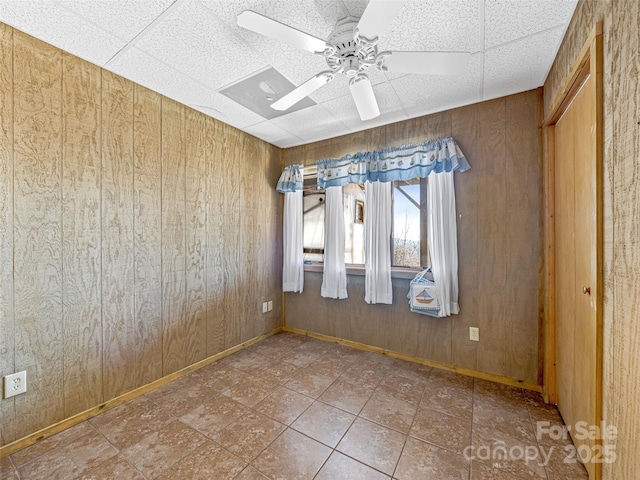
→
(267, 300, 273, 311)
(3, 371, 27, 399)
(262, 302, 268, 313)
(469, 327, 480, 342)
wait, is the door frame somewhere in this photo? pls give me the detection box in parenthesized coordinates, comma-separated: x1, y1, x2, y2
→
(542, 21, 603, 479)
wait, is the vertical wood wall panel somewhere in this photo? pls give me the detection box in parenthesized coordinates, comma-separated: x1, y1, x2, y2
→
(12, 32, 64, 438)
(474, 101, 508, 377)
(609, 11, 640, 478)
(0, 23, 15, 446)
(240, 136, 261, 340)
(0, 24, 283, 445)
(504, 94, 541, 382)
(222, 127, 242, 348)
(610, 8, 640, 469)
(450, 108, 480, 372)
(267, 144, 284, 332)
(205, 118, 226, 355)
(285, 91, 541, 384)
(185, 108, 208, 365)
(253, 140, 269, 338)
(61, 53, 103, 416)
(101, 71, 135, 400)
(161, 99, 187, 375)
(133, 85, 163, 386)
(603, 1, 637, 478)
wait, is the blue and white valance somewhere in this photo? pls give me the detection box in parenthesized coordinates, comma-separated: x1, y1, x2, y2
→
(316, 136, 470, 189)
(276, 164, 303, 193)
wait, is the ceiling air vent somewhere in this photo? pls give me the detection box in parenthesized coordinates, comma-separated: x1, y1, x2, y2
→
(219, 66, 316, 120)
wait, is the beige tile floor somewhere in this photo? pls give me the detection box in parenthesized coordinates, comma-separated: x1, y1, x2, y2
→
(1, 332, 589, 480)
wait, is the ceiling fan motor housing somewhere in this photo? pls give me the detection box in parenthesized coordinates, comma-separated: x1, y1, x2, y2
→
(325, 17, 378, 77)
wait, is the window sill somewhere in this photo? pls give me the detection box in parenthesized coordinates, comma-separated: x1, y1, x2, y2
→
(303, 263, 423, 280)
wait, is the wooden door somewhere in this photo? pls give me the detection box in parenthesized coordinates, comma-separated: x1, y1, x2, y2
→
(554, 72, 599, 479)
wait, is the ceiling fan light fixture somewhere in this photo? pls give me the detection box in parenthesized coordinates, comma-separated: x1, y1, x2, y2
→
(349, 74, 380, 121)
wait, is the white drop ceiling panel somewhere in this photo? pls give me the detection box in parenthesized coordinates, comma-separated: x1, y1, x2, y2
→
(392, 53, 484, 118)
(322, 82, 408, 132)
(383, 0, 483, 53)
(59, 0, 175, 44)
(484, 0, 578, 49)
(0, 0, 125, 65)
(0, 0, 578, 149)
(483, 25, 567, 101)
(270, 104, 350, 144)
(245, 120, 304, 148)
(134, 0, 267, 90)
(107, 46, 216, 106)
(200, 92, 266, 129)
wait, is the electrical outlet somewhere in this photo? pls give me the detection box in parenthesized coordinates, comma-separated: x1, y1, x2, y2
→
(262, 302, 268, 313)
(268, 300, 273, 311)
(469, 327, 480, 342)
(3, 371, 27, 399)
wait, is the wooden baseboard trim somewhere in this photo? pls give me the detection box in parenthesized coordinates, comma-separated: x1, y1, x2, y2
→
(0, 327, 283, 459)
(283, 326, 542, 393)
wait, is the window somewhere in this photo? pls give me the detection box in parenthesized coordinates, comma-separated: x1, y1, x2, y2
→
(302, 167, 365, 264)
(392, 178, 428, 267)
(303, 167, 428, 268)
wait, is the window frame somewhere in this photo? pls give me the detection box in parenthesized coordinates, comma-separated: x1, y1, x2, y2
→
(301, 167, 428, 278)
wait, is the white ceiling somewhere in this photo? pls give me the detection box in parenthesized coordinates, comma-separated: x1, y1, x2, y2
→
(0, 0, 577, 148)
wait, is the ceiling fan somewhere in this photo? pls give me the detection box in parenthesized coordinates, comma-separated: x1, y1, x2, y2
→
(237, 0, 471, 121)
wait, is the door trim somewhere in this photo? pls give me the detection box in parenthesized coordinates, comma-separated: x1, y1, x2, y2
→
(542, 22, 603, 480)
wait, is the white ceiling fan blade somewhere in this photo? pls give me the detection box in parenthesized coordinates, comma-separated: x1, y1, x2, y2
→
(381, 51, 471, 75)
(349, 75, 380, 121)
(271, 72, 334, 111)
(356, 0, 406, 41)
(238, 11, 330, 54)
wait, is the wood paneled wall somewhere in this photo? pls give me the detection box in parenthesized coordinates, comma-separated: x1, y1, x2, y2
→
(544, 1, 640, 478)
(0, 25, 283, 446)
(284, 90, 542, 385)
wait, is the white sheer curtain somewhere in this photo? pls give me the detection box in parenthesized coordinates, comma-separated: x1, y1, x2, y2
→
(364, 180, 393, 304)
(321, 186, 347, 299)
(282, 190, 304, 292)
(427, 171, 459, 316)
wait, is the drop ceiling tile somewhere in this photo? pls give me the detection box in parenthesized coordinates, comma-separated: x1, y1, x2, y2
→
(244, 120, 304, 148)
(483, 26, 566, 100)
(106, 46, 219, 111)
(380, 0, 483, 54)
(341, 0, 369, 18)
(485, 0, 578, 49)
(321, 82, 407, 132)
(391, 53, 483, 118)
(260, 42, 331, 86)
(202, 0, 349, 41)
(191, 92, 264, 129)
(58, 0, 175, 43)
(308, 74, 350, 104)
(134, 0, 267, 90)
(270, 104, 351, 144)
(0, 0, 125, 65)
